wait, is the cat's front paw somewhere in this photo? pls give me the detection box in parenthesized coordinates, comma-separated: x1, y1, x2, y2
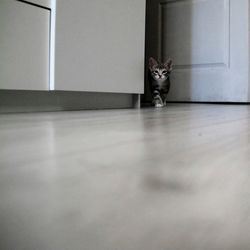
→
(155, 103, 164, 108)
(153, 96, 163, 108)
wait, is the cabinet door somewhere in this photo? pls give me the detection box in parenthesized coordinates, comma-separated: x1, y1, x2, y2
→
(54, 0, 145, 94)
(0, 0, 50, 90)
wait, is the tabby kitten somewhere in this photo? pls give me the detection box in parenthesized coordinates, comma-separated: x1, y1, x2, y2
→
(148, 57, 173, 108)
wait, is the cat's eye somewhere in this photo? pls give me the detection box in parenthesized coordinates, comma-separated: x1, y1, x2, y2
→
(153, 71, 158, 75)
(162, 70, 168, 74)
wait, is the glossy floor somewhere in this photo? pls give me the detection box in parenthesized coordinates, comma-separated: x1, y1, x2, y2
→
(1, 104, 250, 250)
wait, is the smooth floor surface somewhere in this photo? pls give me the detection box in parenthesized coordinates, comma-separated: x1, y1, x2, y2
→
(1, 104, 250, 250)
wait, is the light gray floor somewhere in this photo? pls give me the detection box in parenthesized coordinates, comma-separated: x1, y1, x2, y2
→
(1, 104, 250, 250)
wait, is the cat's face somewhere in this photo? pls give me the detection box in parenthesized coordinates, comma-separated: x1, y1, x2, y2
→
(149, 57, 173, 81)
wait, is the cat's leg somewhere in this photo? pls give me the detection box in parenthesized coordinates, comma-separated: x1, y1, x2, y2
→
(152, 90, 164, 108)
(163, 79, 171, 106)
(162, 93, 168, 106)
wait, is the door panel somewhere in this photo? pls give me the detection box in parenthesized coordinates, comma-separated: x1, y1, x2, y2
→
(0, 0, 50, 90)
(146, 0, 250, 102)
(162, 0, 228, 66)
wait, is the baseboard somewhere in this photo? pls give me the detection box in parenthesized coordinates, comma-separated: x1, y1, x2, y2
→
(0, 90, 139, 113)
(166, 101, 250, 105)
(141, 101, 250, 107)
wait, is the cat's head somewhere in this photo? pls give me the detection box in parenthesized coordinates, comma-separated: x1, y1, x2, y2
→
(149, 57, 173, 80)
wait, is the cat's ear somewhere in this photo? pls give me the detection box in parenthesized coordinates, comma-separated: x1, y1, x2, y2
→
(149, 57, 158, 70)
(164, 58, 173, 72)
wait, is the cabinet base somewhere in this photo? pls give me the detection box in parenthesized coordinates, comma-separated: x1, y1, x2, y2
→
(0, 90, 140, 113)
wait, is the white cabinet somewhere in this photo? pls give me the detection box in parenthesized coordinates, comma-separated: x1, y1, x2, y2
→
(0, 0, 50, 90)
(0, 0, 145, 94)
(54, 0, 145, 94)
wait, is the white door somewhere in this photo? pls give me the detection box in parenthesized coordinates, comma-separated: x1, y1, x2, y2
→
(147, 0, 250, 102)
(0, 0, 50, 90)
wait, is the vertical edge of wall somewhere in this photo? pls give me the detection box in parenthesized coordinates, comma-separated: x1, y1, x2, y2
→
(0, 90, 135, 113)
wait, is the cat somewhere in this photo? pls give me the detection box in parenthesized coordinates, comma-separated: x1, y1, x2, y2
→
(148, 57, 173, 108)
